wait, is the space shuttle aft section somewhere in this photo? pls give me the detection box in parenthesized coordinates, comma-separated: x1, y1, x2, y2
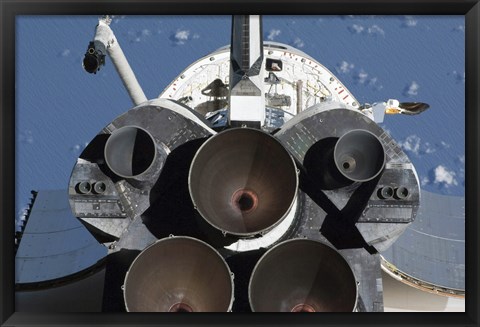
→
(46, 15, 425, 312)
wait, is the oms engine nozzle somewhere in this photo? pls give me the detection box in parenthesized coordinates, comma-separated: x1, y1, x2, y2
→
(304, 129, 385, 190)
(104, 126, 157, 180)
(334, 129, 385, 183)
(248, 239, 358, 312)
(123, 236, 234, 312)
(188, 128, 298, 237)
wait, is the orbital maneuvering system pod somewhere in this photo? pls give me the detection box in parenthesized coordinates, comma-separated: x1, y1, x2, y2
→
(63, 14, 426, 312)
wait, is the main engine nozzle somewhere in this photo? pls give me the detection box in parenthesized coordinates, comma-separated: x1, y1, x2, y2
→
(248, 239, 357, 312)
(123, 236, 234, 312)
(334, 129, 385, 183)
(189, 128, 298, 237)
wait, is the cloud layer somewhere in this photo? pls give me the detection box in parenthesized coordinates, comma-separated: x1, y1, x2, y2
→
(450, 70, 465, 84)
(292, 37, 305, 48)
(128, 28, 153, 43)
(337, 61, 354, 74)
(19, 130, 34, 144)
(402, 16, 418, 28)
(404, 81, 420, 96)
(348, 24, 385, 36)
(169, 29, 199, 45)
(397, 134, 451, 156)
(398, 134, 464, 191)
(336, 60, 383, 91)
(267, 29, 281, 41)
(433, 165, 458, 186)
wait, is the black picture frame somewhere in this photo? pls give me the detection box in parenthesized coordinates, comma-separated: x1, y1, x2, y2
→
(1, 1, 478, 326)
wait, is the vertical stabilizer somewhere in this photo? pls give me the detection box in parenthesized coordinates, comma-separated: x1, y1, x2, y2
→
(228, 15, 265, 127)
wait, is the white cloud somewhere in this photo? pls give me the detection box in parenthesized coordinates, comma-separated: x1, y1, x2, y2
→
(457, 155, 465, 164)
(405, 81, 420, 96)
(398, 134, 421, 155)
(293, 37, 304, 48)
(433, 165, 458, 187)
(112, 15, 126, 24)
(367, 25, 385, 36)
(367, 77, 383, 90)
(349, 24, 384, 36)
(452, 70, 465, 83)
(349, 24, 365, 34)
(423, 142, 436, 154)
(397, 134, 442, 156)
(19, 130, 33, 144)
(175, 30, 189, 40)
(16, 205, 29, 226)
(402, 16, 418, 27)
(267, 29, 281, 41)
(440, 141, 451, 149)
(70, 142, 88, 154)
(421, 176, 430, 187)
(337, 61, 354, 74)
(61, 49, 71, 57)
(368, 77, 378, 85)
(193, 33, 200, 39)
(174, 29, 190, 45)
(351, 69, 382, 90)
(128, 29, 152, 43)
(356, 70, 369, 84)
(453, 25, 465, 32)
